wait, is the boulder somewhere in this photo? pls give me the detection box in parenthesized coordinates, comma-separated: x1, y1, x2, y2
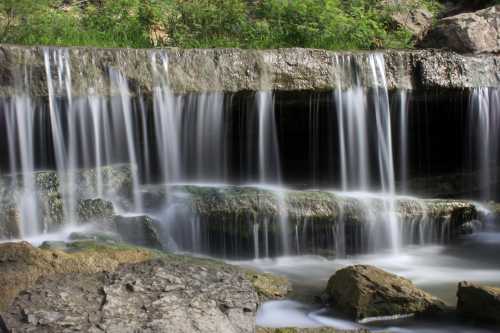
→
(457, 281, 500, 323)
(324, 265, 446, 321)
(384, 0, 434, 36)
(1, 258, 261, 333)
(0, 241, 158, 311)
(418, 6, 500, 54)
(113, 215, 163, 250)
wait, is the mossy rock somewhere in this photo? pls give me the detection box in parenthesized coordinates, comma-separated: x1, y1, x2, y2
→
(245, 270, 290, 300)
(324, 265, 446, 321)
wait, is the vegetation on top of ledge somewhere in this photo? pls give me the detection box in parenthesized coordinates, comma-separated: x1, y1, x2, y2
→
(0, 0, 450, 50)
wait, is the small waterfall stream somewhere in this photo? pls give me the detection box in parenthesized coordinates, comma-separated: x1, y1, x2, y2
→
(470, 88, 500, 200)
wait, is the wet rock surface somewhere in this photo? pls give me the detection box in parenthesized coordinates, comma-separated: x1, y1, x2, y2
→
(0, 45, 499, 97)
(1, 257, 261, 333)
(256, 329, 370, 333)
(457, 281, 500, 323)
(419, 5, 500, 54)
(324, 265, 446, 321)
(113, 215, 164, 250)
(162, 185, 480, 258)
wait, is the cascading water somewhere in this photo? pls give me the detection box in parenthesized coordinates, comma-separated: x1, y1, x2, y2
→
(469, 87, 500, 200)
(255, 90, 289, 256)
(44, 48, 78, 224)
(150, 52, 181, 183)
(4, 63, 39, 236)
(1, 45, 499, 333)
(0, 45, 492, 261)
(332, 53, 400, 253)
(109, 69, 143, 211)
(398, 89, 409, 194)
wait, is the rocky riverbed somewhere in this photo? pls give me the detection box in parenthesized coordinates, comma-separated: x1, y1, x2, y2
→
(0, 240, 289, 333)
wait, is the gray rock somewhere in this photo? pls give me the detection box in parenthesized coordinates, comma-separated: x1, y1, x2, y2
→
(0, 45, 499, 98)
(419, 5, 500, 54)
(324, 265, 446, 321)
(457, 219, 482, 235)
(68, 231, 121, 243)
(384, 0, 434, 36)
(113, 215, 163, 250)
(457, 281, 500, 323)
(1, 258, 260, 333)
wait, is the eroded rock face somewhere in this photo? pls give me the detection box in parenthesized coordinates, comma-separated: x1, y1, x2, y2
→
(324, 265, 446, 321)
(457, 281, 500, 323)
(0, 241, 157, 312)
(419, 6, 500, 54)
(1, 258, 260, 333)
(0, 45, 499, 97)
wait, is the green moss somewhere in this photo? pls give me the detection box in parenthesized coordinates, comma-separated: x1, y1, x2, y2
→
(61, 240, 165, 258)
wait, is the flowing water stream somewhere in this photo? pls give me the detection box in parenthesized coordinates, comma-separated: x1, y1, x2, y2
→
(1, 47, 500, 332)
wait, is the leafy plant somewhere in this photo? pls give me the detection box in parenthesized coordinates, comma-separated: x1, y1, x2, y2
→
(0, 0, 437, 50)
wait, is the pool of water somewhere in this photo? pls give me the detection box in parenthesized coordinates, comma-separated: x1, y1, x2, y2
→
(234, 231, 500, 332)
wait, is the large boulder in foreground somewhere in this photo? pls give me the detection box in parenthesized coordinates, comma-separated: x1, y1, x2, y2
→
(324, 265, 446, 321)
(457, 281, 500, 323)
(0, 241, 157, 312)
(418, 6, 500, 54)
(1, 257, 262, 333)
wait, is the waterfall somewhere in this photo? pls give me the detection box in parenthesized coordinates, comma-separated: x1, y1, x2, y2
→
(470, 88, 500, 200)
(255, 91, 289, 256)
(109, 69, 143, 211)
(333, 53, 400, 252)
(398, 89, 409, 194)
(4, 60, 39, 236)
(44, 48, 78, 224)
(0, 45, 491, 261)
(369, 54, 400, 253)
(150, 52, 181, 183)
